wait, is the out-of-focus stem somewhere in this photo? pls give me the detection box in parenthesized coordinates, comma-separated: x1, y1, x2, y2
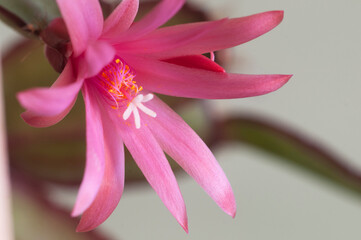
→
(0, 51, 14, 240)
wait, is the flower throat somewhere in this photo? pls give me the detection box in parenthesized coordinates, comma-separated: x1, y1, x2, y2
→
(96, 58, 141, 109)
(95, 57, 156, 129)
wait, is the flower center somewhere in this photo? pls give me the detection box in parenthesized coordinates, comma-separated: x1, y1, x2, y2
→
(96, 58, 141, 109)
(95, 57, 156, 129)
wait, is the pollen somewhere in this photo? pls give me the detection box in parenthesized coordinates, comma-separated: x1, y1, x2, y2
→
(94, 57, 156, 129)
(95, 58, 141, 109)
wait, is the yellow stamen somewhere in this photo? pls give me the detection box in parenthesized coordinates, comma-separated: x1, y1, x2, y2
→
(96, 57, 142, 109)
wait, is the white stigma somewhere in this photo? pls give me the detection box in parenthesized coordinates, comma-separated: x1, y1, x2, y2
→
(122, 93, 157, 129)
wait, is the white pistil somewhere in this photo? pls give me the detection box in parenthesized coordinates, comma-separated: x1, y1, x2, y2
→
(122, 93, 157, 129)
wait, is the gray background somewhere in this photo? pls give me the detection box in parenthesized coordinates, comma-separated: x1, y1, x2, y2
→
(1, 0, 361, 239)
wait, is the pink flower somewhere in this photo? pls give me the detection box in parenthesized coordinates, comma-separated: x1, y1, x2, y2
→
(17, 0, 291, 233)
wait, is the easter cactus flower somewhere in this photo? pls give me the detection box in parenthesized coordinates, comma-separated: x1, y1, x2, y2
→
(17, 0, 291, 232)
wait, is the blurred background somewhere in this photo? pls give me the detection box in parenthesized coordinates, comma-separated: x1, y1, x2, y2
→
(1, 0, 361, 239)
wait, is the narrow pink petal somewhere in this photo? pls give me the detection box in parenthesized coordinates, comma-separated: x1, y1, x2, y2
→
(76, 105, 124, 232)
(17, 79, 83, 116)
(116, 18, 226, 53)
(21, 99, 76, 128)
(102, 0, 139, 39)
(18, 62, 79, 127)
(17, 62, 82, 116)
(80, 41, 115, 78)
(121, 11, 284, 58)
(117, 120, 188, 232)
(145, 95, 236, 217)
(56, 0, 103, 56)
(124, 55, 292, 99)
(125, 0, 185, 40)
(72, 83, 105, 217)
(163, 55, 225, 72)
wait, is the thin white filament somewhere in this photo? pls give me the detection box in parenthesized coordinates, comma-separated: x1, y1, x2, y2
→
(137, 103, 157, 118)
(123, 103, 134, 120)
(132, 106, 141, 129)
(122, 93, 156, 129)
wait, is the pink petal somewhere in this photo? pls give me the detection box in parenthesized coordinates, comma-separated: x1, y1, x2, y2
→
(121, 11, 284, 58)
(125, 0, 185, 40)
(116, 18, 226, 53)
(21, 99, 76, 128)
(163, 55, 225, 72)
(124, 55, 292, 99)
(72, 83, 105, 217)
(80, 41, 115, 78)
(76, 105, 125, 232)
(117, 120, 188, 232)
(17, 79, 82, 116)
(102, 0, 139, 39)
(17, 62, 83, 116)
(56, 0, 103, 56)
(144, 95, 236, 217)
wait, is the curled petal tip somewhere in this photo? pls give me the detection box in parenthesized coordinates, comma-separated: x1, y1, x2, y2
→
(75, 219, 98, 233)
(71, 211, 78, 218)
(282, 74, 293, 84)
(222, 202, 237, 219)
(282, 73, 293, 80)
(75, 224, 90, 233)
(20, 98, 76, 128)
(176, 211, 188, 233)
(274, 10, 284, 17)
(75, 225, 83, 233)
(273, 74, 293, 91)
(180, 220, 189, 234)
(16, 92, 27, 109)
(71, 207, 83, 218)
(172, 207, 188, 233)
(218, 189, 237, 218)
(268, 10, 284, 22)
(260, 10, 285, 29)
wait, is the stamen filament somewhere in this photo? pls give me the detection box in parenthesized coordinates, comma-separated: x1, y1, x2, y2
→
(137, 103, 157, 118)
(132, 107, 141, 129)
(142, 94, 154, 102)
(123, 104, 134, 120)
(122, 93, 157, 129)
(96, 58, 156, 129)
